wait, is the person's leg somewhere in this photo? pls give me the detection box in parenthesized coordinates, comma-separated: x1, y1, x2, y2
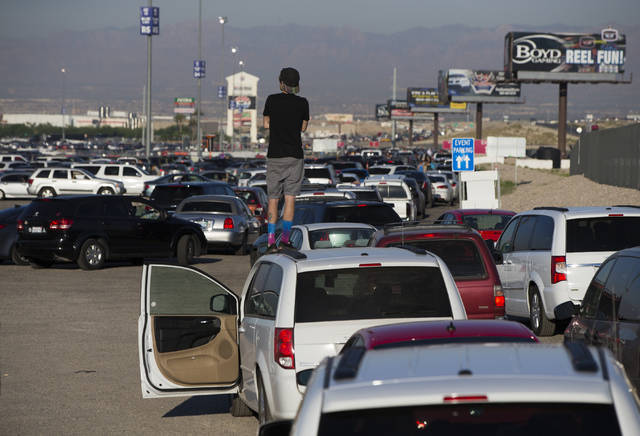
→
(266, 158, 285, 247)
(280, 195, 295, 244)
(267, 197, 279, 246)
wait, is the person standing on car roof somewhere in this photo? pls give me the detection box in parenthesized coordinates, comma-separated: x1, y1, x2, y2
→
(263, 67, 310, 250)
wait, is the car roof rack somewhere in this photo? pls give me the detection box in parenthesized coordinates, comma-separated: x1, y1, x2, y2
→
(563, 338, 598, 373)
(333, 346, 366, 380)
(533, 206, 569, 212)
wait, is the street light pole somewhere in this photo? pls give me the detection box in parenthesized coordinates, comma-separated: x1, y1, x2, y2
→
(145, 0, 153, 159)
(61, 68, 66, 142)
(196, 0, 202, 158)
(230, 46, 238, 150)
(218, 16, 227, 152)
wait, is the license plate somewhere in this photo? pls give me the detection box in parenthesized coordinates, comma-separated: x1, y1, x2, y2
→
(29, 226, 45, 233)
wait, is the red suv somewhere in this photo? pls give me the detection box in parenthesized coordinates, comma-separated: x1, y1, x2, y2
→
(371, 224, 505, 319)
(436, 209, 515, 242)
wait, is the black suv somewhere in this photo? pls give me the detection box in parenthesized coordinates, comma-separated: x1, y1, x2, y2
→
(150, 181, 236, 213)
(249, 199, 401, 264)
(16, 195, 207, 270)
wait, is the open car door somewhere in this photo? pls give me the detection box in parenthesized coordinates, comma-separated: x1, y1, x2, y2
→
(139, 264, 240, 398)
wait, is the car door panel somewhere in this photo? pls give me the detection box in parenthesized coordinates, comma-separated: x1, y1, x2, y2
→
(139, 264, 239, 398)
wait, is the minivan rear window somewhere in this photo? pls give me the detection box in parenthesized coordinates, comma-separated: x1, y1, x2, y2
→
(325, 205, 400, 227)
(566, 217, 640, 252)
(374, 184, 407, 199)
(180, 201, 232, 213)
(388, 239, 486, 280)
(305, 168, 331, 179)
(295, 266, 452, 322)
(151, 186, 204, 204)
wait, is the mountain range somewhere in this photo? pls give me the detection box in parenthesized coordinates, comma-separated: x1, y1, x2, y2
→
(1, 22, 638, 118)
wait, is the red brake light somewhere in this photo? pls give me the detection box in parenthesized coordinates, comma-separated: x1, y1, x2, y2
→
(551, 256, 567, 284)
(359, 263, 381, 267)
(223, 218, 234, 229)
(443, 395, 488, 403)
(28, 178, 33, 186)
(49, 218, 73, 230)
(608, 213, 623, 217)
(421, 233, 437, 238)
(313, 192, 324, 195)
(494, 284, 504, 308)
(0, 224, 5, 230)
(275, 328, 295, 369)
(436, 184, 447, 189)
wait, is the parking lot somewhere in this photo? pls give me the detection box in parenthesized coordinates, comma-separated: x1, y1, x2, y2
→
(0, 198, 563, 434)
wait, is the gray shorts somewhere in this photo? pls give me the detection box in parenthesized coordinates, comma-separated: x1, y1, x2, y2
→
(267, 157, 304, 199)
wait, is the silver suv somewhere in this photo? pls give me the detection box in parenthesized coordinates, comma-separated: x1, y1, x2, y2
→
(494, 206, 640, 335)
(27, 167, 124, 197)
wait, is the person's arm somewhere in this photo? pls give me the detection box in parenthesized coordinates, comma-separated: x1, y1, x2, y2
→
(263, 116, 270, 129)
(262, 95, 271, 129)
(301, 98, 309, 132)
(301, 120, 308, 132)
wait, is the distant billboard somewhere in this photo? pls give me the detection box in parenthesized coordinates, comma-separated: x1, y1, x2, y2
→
(325, 113, 353, 123)
(174, 97, 195, 114)
(228, 95, 256, 110)
(313, 138, 339, 153)
(505, 30, 626, 75)
(444, 70, 521, 99)
(407, 88, 439, 107)
(375, 104, 390, 120)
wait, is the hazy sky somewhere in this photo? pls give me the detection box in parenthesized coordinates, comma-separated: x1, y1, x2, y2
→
(1, 0, 637, 39)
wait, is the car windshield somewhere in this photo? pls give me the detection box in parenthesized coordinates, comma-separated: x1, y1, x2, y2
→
(462, 214, 513, 231)
(429, 175, 446, 183)
(235, 191, 258, 204)
(351, 191, 380, 202)
(566, 217, 640, 252)
(369, 167, 391, 175)
(305, 168, 331, 178)
(388, 239, 486, 280)
(179, 201, 232, 213)
(308, 228, 375, 249)
(317, 403, 621, 435)
(295, 266, 451, 322)
(375, 184, 407, 199)
(324, 205, 400, 227)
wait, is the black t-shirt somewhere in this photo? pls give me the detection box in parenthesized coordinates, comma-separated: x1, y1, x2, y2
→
(263, 93, 309, 158)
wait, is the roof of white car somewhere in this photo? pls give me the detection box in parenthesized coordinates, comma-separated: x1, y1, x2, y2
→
(521, 206, 640, 218)
(295, 222, 376, 231)
(321, 343, 616, 413)
(261, 246, 440, 270)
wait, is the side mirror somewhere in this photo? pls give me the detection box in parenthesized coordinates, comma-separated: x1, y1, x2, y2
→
(554, 301, 580, 320)
(210, 294, 236, 315)
(296, 369, 314, 387)
(258, 420, 293, 436)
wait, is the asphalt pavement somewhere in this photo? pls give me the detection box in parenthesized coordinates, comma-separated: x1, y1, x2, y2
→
(0, 198, 561, 434)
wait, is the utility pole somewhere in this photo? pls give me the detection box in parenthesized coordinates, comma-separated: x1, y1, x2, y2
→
(139, 1, 158, 159)
(61, 68, 67, 142)
(196, 0, 202, 159)
(218, 16, 227, 151)
(392, 67, 397, 149)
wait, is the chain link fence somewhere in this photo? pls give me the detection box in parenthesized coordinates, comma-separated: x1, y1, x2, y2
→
(570, 124, 640, 190)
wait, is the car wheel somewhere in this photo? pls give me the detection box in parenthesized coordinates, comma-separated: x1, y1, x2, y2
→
(38, 187, 55, 198)
(235, 233, 248, 256)
(229, 395, 253, 417)
(529, 286, 555, 336)
(29, 258, 54, 269)
(77, 238, 107, 270)
(257, 372, 271, 425)
(10, 244, 30, 265)
(98, 187, 114, 195)
(177, 235, 195, 266)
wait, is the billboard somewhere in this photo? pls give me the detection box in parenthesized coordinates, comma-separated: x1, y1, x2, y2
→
(228, 95, 256, 110)
(505, 30, 626, 75)
(407, 88, 439, 107)
(375, 104, 390, 120)
(444, 70, 521, 98)
(325, 113, 354, 123)
(174, 97, 195, 114)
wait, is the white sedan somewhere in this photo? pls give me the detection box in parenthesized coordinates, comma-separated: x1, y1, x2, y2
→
(277, 222, 377, 250)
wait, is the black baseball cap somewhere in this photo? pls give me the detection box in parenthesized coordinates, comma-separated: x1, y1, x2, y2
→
(279, 67, 300, 87)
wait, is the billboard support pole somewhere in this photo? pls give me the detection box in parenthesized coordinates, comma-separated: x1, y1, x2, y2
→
(475, 103, 483, 141)
(558, 82, 568, 156)
(433, 113, 439, 150)
(408, 120, 413, 148)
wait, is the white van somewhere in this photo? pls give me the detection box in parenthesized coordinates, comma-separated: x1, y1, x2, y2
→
(363, 175, 416, 221)
(0, 154, 28, 163)
(71, 163, 156, 195)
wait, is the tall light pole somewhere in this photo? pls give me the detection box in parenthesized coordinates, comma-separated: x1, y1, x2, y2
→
(196, 0, 202, 158)
(218, 16, 227, 151)
(61, 68, 67, 142)
(139, 2, 158, 159)
(230, 46, 238, 150)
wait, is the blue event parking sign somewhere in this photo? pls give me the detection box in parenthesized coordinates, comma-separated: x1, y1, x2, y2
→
(451, 138, 475, 171)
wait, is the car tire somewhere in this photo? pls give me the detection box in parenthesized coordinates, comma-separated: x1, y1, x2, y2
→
(29, 258, 54, 269)
(0, 189, 5, 200)
(529, 285, 555, 336)
(177, 235, 195, 266)
(98, 187, 114, 195)
(77, 238, 107, 270)
(257, 372, 271, 425)
(229, 395, 253, 417)
(38, 187, 56, 198)
(10, 244, 30, 265)
(235, 233, 248, 256)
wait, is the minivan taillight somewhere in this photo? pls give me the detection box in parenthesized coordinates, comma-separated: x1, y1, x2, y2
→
(223, 218, 234, 229)
(49, 218, 73, 230)
(551, 256, 567, 284)
(275, 328, 295, 369)
(494, 284, 504, 308)
(27, 178, 33, 186)
(16, 220, 24, 231)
